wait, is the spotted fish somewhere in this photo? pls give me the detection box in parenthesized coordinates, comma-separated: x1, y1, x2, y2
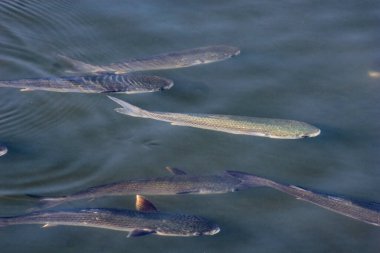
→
(0, 195, 220, 237)
(108, 96, 320, 139)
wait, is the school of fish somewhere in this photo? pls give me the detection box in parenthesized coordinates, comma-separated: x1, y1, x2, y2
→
(1, 45, 377, 240)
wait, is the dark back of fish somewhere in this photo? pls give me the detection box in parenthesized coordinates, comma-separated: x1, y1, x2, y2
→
(0, 73, 173, 93)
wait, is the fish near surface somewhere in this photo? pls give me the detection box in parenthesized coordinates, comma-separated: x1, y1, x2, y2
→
(0, 73, 173, 94)
(59, 45, 240, 74)
(0, 195, 220, 237)
(27, 168, 380, 227)
(29, 167, 246, 209)
(226, 171, 380, 227)
(108, 96, 321, 139)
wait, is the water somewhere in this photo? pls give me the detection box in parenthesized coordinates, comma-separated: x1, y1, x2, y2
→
(0, 0, 379, 252)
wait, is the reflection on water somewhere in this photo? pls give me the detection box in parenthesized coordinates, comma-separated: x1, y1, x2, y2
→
(1, 0, 380, 253)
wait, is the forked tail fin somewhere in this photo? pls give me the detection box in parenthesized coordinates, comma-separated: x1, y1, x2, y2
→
(107, 96, 150, 118)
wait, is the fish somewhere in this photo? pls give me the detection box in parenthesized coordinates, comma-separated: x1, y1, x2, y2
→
(0, 144, 8, 157)
(59, 45, 241, 74)
(225, 171, 380, 227)
(29, 168, 380, 227)
(0, 73, 173, 94)
(0, 195, 220, 237)
(28, 167, 246, 209)
(107, 96, 321, 139)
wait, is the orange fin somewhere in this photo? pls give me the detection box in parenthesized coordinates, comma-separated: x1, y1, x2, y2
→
(135, 195, 158, 212)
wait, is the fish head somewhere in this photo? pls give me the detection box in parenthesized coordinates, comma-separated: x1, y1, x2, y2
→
(193, 45, 241, 64)
(155, 213, 220, 237)
(120, 74, 174, 93)
(290, 122, 321, 139)
(175, 45, 240, 67)
(267, 121, 321, 139)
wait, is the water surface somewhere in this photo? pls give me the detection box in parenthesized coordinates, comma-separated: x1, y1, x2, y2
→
(0, 1, 379, 252)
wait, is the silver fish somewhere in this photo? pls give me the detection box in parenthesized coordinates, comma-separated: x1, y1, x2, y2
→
(0, 195, 220, 237)
(0, 73, 173, 94)
(226, 171, 380, 227)
(0, 144, 8, 157)
(59, 45, 240, 74)
(108, 96, 321, 139)
(29, 167, 245, 209)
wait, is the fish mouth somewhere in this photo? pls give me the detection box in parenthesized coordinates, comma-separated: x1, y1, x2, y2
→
(162, 79, 174, 90)
(232, 49, 241, 57)
(203, 226, 221, 235)
(300, 128, 321, 138)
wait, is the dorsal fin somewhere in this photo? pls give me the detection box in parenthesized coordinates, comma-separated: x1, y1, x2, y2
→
(165, 166, 187, 175)
(136, 195, 158, 212)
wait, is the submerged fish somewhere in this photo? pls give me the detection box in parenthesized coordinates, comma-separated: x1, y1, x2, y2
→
(0, 73, 173, 94)
(226, 171, 380, 227)
(0, 144, 8, 157)
(29, 167, 246, 209)
(59, 45, 240, 74)
(0, 195, 220, 237)
(30, 168, 380, 227)
(108, 96, 320, 139)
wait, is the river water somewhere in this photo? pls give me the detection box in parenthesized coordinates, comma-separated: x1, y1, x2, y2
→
(0, 1, 379, 252)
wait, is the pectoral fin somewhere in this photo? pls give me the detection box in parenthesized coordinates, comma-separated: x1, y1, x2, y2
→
(165, 166, 187, 175)
(20, 88, 34, 92)
(42, 223, 56, 228)
(135, 195, 158, 212)
(127, 229, 154, 238)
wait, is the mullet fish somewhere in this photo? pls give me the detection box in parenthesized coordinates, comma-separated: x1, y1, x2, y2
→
(0, 73, 173, 94)
(29, 168, 380, 227)
(0, 195, 220, 237)
(59, 45, 240, 74)
(108, 96, 320, 139)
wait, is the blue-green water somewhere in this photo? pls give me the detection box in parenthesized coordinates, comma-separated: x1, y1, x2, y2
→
(0, 0, 379, 252)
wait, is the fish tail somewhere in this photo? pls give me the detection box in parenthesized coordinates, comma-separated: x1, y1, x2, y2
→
(26, 194, 68, 210)
(107, 96, 150, 118)
(57, 54, 104, 73)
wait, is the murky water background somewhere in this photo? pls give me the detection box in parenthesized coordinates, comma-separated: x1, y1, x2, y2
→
(0, 0, 379, 252)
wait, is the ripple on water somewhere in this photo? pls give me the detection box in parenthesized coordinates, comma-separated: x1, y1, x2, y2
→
(0, 0, 113, 138)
